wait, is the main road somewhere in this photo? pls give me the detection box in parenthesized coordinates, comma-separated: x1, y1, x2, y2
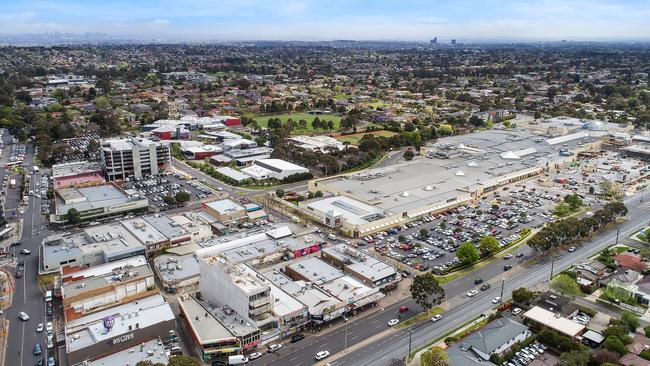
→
(3, 142, 53, 366)
(252, 191, 650, 366)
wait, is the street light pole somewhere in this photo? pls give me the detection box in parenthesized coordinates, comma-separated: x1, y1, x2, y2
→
(615, 227, 620, 245)
(499, 278, 505, 306)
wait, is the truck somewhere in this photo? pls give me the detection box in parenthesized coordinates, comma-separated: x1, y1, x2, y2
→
(33, 166, 39, 174)
(9, 179, 16, 188)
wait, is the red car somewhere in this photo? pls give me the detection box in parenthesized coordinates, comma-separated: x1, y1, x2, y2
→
(399, 306, 409, 313)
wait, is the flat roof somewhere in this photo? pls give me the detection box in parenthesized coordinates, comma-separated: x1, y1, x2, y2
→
(320, 275, 375, 302)
(52, 161, 102, 179)
(154, 253, 200, 286)
(197, 298, 259, 337)
(85, 338, 169, 366)
(261, 269, 340, 316)
(306, 196, 387, 225)
(179, 296, 236, 343)
(216, 167, 249, 182)
(287, 257, 345, 285)
(323, 244, 396, 282)
(317, 128, 594, 216)
(205, 199, 245, 214)
(241, 265, 306, 317)
(63, 258, 152, 298)
(55, 184, 146, 214)
(523, 306, 585, 337)
(66, 294, 175, 352)
(122, 217, 167, 244)
(200, 256, 269, 295)
(253, 158, 308, 172)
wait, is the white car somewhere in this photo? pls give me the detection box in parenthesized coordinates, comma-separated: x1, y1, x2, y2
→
(248, 352, 262, 360)
(46, 322, 53, 333)
(18, 312, 29, 321)
(36, 323, 44, 332)
(315, 351, 330, 360)
(568, 246, 577, 252)
(431, 314, 442, 322)
(491, 296, 502, 304)
(20, 249, 31, 255)
(388, 319, 400, 326)
(467, 290, 479, 297)
(512, 307, 522, 316)
(267, 344, 283, 353)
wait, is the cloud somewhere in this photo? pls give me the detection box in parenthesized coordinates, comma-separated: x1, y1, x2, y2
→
(149, 18, 171, 31)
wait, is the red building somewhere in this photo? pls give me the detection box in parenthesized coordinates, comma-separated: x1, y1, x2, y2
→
(225, 117, 241, 127)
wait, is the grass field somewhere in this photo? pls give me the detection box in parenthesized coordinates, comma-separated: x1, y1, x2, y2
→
(250, 113, 342, 132)
(336, 130, 397, 145)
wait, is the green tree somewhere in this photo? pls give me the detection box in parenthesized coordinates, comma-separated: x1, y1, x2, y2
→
(512, 288, 535, 305)
(479, 236, 500, 255)
(410, 273, 445, 311)
(563, 194, 583, 210)
(420, 346, 449, 366)
(457, 242, 480, 265)
(620, 311, 640, 333)
(275, 189, 285, 198)
(398, 235, 406, 243)
(559, 349, 590, 366)
(67, 208, 81, 225)
(550, 274, 582, 298)
(403, 150, 415, 161)
(603, 336, 627, 356)
(136, 361, 166, 366)
(175, 191, 190, 203)
(553, 202, 572, 217)
(163, 195, 176, 205)
(168, 355, 202, 366)
(419, 228, 429, 238)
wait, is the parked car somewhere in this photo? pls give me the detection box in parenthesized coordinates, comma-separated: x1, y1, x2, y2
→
(512, 308, 522, 316)
(291, 334, 305, 343)
(267, 344, 283, 353)
(33, 343, 42, 356)
(248, 352, 262, 360)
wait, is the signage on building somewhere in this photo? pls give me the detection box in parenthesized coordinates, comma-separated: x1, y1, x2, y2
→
(111, 332, 135, 345)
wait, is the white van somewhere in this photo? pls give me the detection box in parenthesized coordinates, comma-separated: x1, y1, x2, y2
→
(45, 290, 52, 302)
(228, 355, 249, 365)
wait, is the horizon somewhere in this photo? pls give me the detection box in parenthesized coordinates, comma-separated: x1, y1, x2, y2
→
(1, 0, 650, 42)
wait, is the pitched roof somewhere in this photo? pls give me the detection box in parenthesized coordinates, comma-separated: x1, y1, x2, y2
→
(628, 333, 650, 355)
(461, 318, 529, 356)
(447, 344, 496, 366)
(619, 352, 650, 366)
(614, 254, 648, 272)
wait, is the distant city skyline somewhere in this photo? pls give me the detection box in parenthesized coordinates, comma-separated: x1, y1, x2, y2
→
(1, 0, 650, 42)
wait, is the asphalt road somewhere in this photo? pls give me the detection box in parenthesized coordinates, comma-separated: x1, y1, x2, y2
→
(4, 142, 54, 366)
(254, 191, 650, 366)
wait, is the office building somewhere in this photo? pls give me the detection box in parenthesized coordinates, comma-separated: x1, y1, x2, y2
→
(100, 137, 171, 181)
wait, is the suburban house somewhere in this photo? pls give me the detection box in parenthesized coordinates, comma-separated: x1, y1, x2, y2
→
(603, 268, 650, 306)
(447, 318, 531, 366)
(534, 292, 579, 318)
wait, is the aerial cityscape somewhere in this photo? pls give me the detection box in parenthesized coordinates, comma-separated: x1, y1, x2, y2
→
(1, 1, 650, 366)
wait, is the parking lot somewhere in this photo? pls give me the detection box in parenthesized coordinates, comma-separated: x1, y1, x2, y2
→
(50, 133, 100, 165)
(367, 182, 565, 274)
(123, 172, 214, 210)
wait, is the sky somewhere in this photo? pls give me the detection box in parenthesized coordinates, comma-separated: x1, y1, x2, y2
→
(1, 0, 650, 42)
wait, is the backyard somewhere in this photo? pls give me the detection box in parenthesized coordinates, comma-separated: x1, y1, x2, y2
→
(336, 130, 398, 145)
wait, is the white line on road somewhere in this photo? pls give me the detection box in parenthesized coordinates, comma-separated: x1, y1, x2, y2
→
(20, 320, 25, 366)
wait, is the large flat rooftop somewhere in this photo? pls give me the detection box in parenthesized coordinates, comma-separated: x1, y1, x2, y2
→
(317, 128, 596, 215)
(65, 294, 174, 353)
(323, 244, 396, 282)
(55, 183, 145, 214)
(179, 296, 236, 343)
(286, 257, 345, 285)
(84, 338, 169, 366)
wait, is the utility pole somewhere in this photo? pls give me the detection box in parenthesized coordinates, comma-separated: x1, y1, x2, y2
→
(549, 256, 556, 280)
(615, 226, 620, 245)
(499, 278, 505, 306)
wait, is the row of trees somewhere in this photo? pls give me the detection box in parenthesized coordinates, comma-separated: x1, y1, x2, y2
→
(528, 202, 627, 252)
(456, 235, 519, 265)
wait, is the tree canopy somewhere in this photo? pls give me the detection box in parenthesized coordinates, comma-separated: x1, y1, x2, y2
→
(457, 242, 480, 265)
(410, 273, 445, 310)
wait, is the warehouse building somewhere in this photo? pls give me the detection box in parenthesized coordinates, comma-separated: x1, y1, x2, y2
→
(203, 199, 247, 224)
(100, 137, 171, 181)
(241, 159, 310, 180)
